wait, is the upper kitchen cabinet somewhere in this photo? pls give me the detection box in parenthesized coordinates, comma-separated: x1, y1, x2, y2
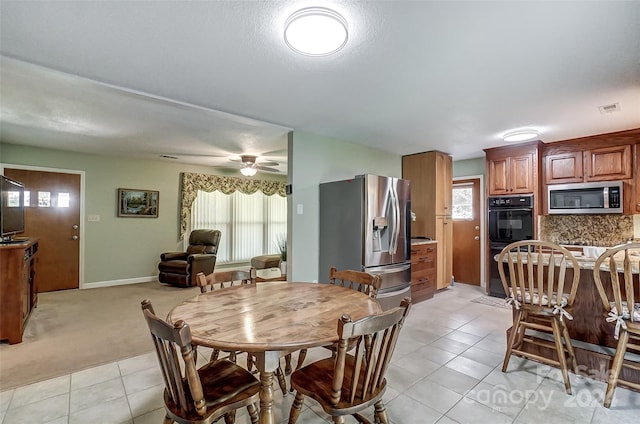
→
(584, 144, 632, 182)
(544, 152, 583, 184)
(484, 141, 541, 196)
(545, 144, 631, 184)
(402, 150, 452, 227)
(402, 151, 453, 290)
(541, 128, 639, 214)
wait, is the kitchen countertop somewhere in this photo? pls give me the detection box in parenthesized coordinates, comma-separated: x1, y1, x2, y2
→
(411, 238, 437, 245)
(495, 250, 640, 272)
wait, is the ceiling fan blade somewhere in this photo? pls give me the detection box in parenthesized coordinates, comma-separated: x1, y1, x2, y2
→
(229, 156, 279, 167)
(256, 166, 280, 173)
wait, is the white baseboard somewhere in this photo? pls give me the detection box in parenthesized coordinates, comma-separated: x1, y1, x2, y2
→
(82, 276, 156, 289)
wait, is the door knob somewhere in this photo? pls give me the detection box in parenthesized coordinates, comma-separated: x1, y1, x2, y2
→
(72, 235, 79, 240)
(474, 236, 480, 240)
(72, 224, 79, 230)
(475, 226, 480, 230)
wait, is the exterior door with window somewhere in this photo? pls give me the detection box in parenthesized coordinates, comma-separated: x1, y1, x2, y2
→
(4, 169, 80, 292)
(451, 178, 481, 285)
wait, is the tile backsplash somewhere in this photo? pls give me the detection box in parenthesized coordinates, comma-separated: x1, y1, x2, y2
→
(538, 214, 634, 247)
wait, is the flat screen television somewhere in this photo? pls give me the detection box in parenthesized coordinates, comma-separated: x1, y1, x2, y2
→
(0, 175, 26, 242)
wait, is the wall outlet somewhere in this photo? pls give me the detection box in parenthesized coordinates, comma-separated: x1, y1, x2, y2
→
(296, 204, 303, 215)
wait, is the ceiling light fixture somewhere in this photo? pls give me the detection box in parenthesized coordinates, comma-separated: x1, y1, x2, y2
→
(502, 129, 540, 143)
(240, 165, 258, 177)
(284, 7, 348, 56)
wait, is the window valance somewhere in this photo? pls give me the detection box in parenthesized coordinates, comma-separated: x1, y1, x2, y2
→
(180, 172, 286, 239)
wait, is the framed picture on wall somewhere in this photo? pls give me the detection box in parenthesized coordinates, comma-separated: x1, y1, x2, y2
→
(117, 188, 159, 218)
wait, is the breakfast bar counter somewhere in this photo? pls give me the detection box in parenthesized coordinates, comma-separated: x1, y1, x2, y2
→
(497, 250, 640, 389)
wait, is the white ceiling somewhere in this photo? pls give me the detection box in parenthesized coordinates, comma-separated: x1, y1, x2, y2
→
(1, 1, 639, 173)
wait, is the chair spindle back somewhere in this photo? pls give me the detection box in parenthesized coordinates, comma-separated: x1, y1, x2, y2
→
(140, 299, 206, 417)
(331, 298, 411, 406)
(329, 267, 381, 299)
(593, 243, 640, 324)
(196, 268, 257, 293)
(498, 240, 580, 308)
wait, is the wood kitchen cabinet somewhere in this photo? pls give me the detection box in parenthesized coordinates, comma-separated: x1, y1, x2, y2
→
(402, 151, 452, 221)
(485, 141, 541, 196)
(544, 151, 583, 184)
(545, 144, 631, 184)
(635, 144, 640, 213)
(584, 144, 632, 182)
(435, 216, 453, 289)
(410, 241, 437, 302)
(540, 128, 639, 214)
(402, 151, 453, 290)
(0, 239, 38, 344)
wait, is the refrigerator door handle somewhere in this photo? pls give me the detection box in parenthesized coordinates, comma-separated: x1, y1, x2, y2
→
(388, 181, 399, 255)
(365, 263, 411, 273)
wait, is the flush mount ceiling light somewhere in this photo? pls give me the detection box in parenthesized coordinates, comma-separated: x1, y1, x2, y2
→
(240, 164, 258, 177)
(502, 129, 540, 143)
(284, 7, 348, 56)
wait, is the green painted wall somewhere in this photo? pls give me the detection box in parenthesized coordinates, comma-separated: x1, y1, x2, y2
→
(1, 142, 285, 286)
(288, 131, 402, 283)
(452, 157, 485, 178)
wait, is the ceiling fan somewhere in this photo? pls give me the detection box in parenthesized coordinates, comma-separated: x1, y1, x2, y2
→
(234, 155, 280, 176)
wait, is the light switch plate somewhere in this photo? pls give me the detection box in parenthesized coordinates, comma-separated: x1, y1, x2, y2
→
(88, 214, 100, 222)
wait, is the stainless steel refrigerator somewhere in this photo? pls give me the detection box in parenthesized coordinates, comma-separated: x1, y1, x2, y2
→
(319, 174, 411, 310)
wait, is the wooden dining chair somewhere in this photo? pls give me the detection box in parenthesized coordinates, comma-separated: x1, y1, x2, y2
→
(498, 240, 581, 395)
(288, 298, 411, 424)
(140, 299, 260, 424)
(592, 243, 640, 408)
(195, 270, 289, 394)
(294, 267, 382, 371)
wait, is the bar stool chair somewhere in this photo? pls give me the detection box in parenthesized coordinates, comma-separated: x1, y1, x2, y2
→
(498, 240, 581, 395)
(592, 242, 640, 408)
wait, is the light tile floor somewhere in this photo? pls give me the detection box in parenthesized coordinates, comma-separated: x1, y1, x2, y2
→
(1, 283, 639, 423)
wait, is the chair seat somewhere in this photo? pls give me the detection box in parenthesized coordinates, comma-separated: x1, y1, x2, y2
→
(510, 288, 569, 308)
(610, 302, 640, 321)
(199, 359, 261, 407)
(163, 359, 260, 421)
(291, 356, 385, 414)
(158, 260, 189, 274)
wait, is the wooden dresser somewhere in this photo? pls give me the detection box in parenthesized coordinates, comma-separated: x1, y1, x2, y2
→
(0, 238, 39, 344)
(410, 240, 437, 303)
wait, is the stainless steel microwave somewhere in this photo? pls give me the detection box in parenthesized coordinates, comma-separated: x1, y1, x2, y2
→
(547, 181, 623, 214)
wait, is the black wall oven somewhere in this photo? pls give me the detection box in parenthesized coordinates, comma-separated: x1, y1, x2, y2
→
(488, 195, 534, 297)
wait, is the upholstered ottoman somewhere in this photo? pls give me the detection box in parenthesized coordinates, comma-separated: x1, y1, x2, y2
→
(250, 254, 281, 269)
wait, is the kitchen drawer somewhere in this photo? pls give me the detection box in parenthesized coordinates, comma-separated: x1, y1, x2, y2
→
(411, 268, 436, 302)
(411, 246, 436, 270)
(410, 242, 438, 303)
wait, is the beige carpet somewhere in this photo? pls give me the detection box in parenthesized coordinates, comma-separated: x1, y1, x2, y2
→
(0, 281, 200, 391)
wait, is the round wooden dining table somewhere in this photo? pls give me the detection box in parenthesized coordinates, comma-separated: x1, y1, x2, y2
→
(167, 281, 383, 424)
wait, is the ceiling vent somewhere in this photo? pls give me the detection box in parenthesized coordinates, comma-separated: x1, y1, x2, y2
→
(599, 103, 621, 114)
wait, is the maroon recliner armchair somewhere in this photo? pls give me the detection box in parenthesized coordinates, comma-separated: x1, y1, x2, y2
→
(158, 229, 221, 287)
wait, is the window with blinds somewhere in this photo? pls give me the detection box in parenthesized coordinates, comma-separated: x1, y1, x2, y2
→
(191, 190, 287, 264)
